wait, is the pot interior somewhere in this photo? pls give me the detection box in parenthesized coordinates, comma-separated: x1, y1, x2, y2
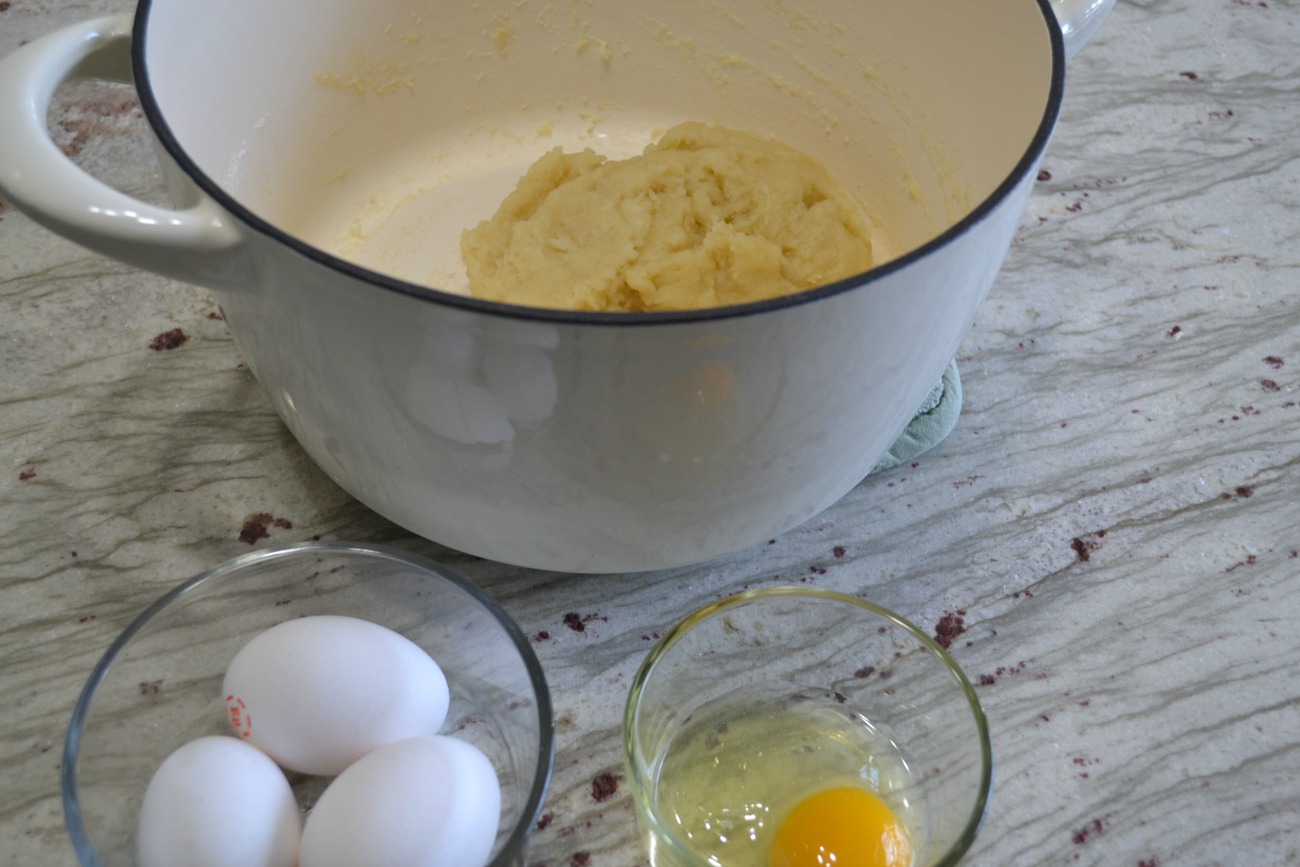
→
(140, 0, 1056, 299)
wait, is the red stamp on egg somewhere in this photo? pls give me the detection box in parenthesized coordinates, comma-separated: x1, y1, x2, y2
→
(225, 694, 253, 738)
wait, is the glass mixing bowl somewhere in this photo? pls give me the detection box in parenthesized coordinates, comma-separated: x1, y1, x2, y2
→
(63, 541, 553, 867)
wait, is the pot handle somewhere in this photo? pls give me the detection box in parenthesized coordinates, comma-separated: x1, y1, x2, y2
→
(1051, 0, 1116, 59)
(0, 15, 243, 286)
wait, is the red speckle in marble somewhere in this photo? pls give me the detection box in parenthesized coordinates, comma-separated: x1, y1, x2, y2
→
(536, 812, 555, 830)
(979, 661, 1028, 685)
(238, 521, 268, 544)
(563, 612, 607, 633)
(18, 468, 36, 481)
(1264, 356, 1284, 369)
(591, 771, 619, 802)
(54, 90, 146, 159)
(1179, 71, 1200, 80)
(1225, 554, 1258, 573)
(238, 513, 292, 544)
(934, 611, 966, 648)
(148, 328, 188, 351)
(1260, 379, 1280, 392)
(1071, 537, 1091, 562)
(1073, 818, 1105, 845)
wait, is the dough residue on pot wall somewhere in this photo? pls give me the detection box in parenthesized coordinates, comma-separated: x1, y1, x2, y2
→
(460, 122, 875, 312)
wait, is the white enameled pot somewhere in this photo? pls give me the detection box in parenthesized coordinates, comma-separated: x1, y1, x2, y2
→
(0, 0, 1111, 572)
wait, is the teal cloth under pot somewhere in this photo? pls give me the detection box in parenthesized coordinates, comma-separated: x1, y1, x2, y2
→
(870, 360, 962, 475)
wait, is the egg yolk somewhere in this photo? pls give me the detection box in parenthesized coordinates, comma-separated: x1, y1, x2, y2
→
(768, 785, 912, 867)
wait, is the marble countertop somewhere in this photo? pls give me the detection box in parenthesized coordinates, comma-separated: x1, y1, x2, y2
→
(4, 1, 1299, 865)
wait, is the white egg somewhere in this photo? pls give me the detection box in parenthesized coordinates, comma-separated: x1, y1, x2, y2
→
(137, 735, 300, 867)
(223, 615, 450, 774)
(299, 735, 502, 867)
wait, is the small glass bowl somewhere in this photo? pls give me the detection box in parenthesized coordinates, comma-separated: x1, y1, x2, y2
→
(624, 587, 992, 867)
(63, 541, 553, 867)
